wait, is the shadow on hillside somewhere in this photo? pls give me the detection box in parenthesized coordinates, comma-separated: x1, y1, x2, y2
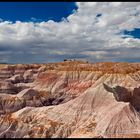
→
(103, 83, 140, 112)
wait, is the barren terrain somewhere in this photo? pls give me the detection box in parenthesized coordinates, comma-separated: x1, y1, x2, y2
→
(0, 61, 140, 138)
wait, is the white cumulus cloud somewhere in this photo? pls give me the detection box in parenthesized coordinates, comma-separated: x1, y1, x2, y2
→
(0, 2, 140, 63)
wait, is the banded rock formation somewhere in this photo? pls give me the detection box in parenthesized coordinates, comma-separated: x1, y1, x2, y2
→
(0, 61, 140, 138)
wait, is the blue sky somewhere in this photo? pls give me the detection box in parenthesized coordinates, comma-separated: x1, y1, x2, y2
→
(124, 28, 140, 39)
(0, 2, 140, 64)
(0, 2, 77, 22)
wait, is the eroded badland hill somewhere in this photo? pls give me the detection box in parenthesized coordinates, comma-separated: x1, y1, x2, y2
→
(0, 61, 140, 138)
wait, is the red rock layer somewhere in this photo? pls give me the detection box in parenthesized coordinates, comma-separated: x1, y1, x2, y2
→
(0, 61, 140, 138)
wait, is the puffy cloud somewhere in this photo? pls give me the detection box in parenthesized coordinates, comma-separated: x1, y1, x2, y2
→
(0, 2, 140, 63)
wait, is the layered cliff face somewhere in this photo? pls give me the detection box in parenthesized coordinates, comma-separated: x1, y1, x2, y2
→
(0, 61, 140, 138)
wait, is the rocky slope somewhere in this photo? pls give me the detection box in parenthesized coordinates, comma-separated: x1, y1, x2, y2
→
(0, 61, 140, 138)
